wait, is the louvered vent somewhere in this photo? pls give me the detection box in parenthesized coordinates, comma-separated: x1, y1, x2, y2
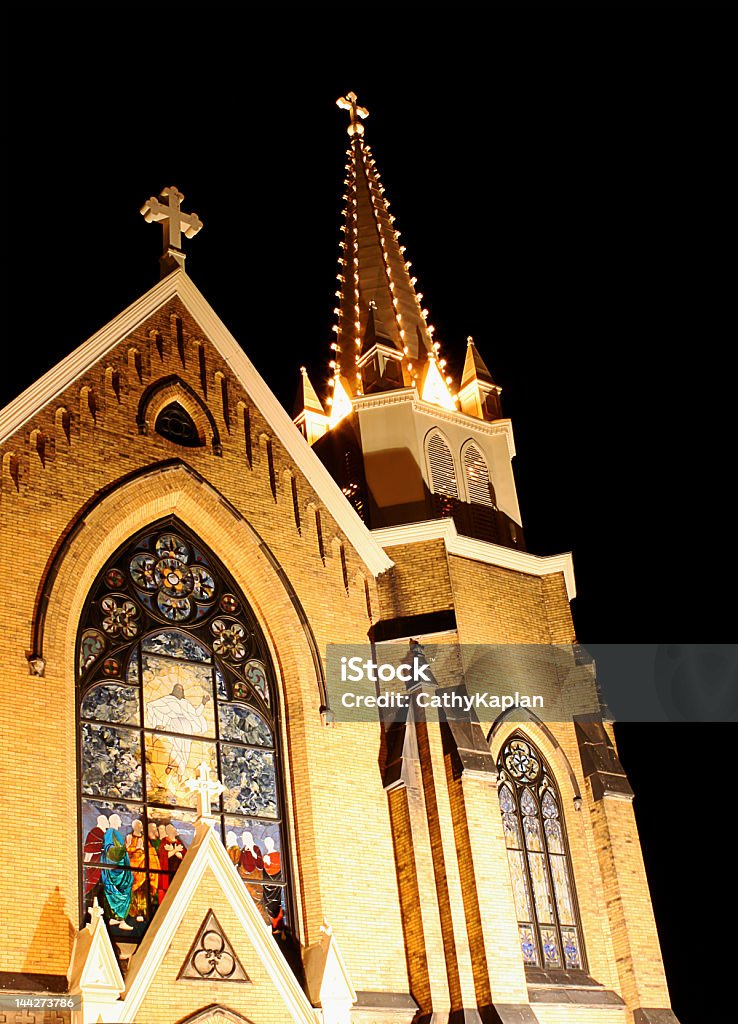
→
(463, 443, 497, 508)
(427, 432, 458, 498)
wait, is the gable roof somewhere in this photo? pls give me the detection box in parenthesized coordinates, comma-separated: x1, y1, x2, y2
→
(0, 269, 393, 577)
(67, 902, 125, 998)
(121, 823, 318, 1023)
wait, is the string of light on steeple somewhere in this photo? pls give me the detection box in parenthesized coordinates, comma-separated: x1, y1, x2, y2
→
(360, 140, 415, 384)
(328, 144, 361, 413)
(364, 134, 458, 406)
(331, 91, 460, 413)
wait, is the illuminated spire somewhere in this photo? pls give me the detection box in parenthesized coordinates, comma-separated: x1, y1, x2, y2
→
(294, 366, 325, 417)
(293, 367, 328, 445)
(420, 350, 457, 412)
(328, 374, 353, 428)
(333, 92, 437, 396)
(458, 337, 503, 421)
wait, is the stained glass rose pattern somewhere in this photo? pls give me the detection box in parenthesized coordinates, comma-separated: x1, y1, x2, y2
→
(504, 738, 540, 782)
(129, 532, 215, 623)
(211, 619, 248, 661)
(101, 597, 140, 638)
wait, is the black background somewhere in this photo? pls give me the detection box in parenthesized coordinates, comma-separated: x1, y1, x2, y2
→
(4, 8, 736, 1023)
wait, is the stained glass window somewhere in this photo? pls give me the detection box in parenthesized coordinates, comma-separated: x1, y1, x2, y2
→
(497, 736, 585, 971)
(154, 402, 203, 447)
(77, 522, 289, 946)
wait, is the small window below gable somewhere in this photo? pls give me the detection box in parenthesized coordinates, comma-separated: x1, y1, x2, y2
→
(155, 402, 204, 447)
(138, 375, 221, 455)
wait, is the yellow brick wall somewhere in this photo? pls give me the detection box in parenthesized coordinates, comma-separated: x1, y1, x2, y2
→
(378, 539, 453, 619)
(0, 299, 406, 994)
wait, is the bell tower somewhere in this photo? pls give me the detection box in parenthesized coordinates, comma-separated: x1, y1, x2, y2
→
(293, 93, 523, 547)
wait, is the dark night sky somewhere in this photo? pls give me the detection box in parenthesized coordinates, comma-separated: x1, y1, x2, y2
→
(4, 8, 736, 1022)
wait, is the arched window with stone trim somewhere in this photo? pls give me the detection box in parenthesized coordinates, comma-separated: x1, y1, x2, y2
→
(76, 520, 289, 945)
(425, 428, 458, 517)
(496, 735, 585, 971)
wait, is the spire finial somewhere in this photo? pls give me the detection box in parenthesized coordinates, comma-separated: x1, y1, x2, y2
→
(140, 186, 203, 278)
(337, 92, 369, 137)
(87, 896, 104, 932)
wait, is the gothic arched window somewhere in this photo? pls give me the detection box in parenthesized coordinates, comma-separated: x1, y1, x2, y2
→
(426, 429, 458, 520)
(461, 442, 497, 509)
(497, 736, 585, 971)
(77, 521, 289, 945)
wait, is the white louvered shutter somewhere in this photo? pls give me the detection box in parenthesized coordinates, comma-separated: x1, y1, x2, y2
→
(463, 443, 497, 508)
(427, 432, 458, 498)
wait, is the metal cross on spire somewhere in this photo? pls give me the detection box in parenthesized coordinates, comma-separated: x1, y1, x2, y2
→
(140, 185, 203, 278)
(185, 761, 225, 825)
(337, 92, 369, 137)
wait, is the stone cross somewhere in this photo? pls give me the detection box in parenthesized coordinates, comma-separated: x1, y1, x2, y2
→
(337, 92, 369, 136)
(185, 761, 225, 824)
(140, 186, 203, 276)
(87, 896, 104, 931)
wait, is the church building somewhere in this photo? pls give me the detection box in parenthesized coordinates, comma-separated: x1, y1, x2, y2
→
(0, 95, 681, 1024)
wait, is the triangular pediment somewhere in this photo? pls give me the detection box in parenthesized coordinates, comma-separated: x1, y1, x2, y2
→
(303, 924, 356, 1012)
(67, 903, 125, 1000)
(118, 822, 317, 1024)
(0, 268, 391, 578)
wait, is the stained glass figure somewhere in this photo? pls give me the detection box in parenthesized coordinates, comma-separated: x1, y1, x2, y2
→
(77, 522, 288, 946)
(497, 735, 585, 971)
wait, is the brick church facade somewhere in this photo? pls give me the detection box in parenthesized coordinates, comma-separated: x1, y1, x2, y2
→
(0, 96, 680, 1024)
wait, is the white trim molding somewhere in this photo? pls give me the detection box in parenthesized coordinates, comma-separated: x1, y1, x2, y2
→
(372, 519, 576, 600)
(0, 269, 393, 578)
(352, 390, 516, 459)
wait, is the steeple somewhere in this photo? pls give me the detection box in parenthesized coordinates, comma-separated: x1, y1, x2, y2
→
(333, 93, 437, 397)
(307, 95, 522, 549)
(458, 336, 503, 420)
(293, 366, 328, 444)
